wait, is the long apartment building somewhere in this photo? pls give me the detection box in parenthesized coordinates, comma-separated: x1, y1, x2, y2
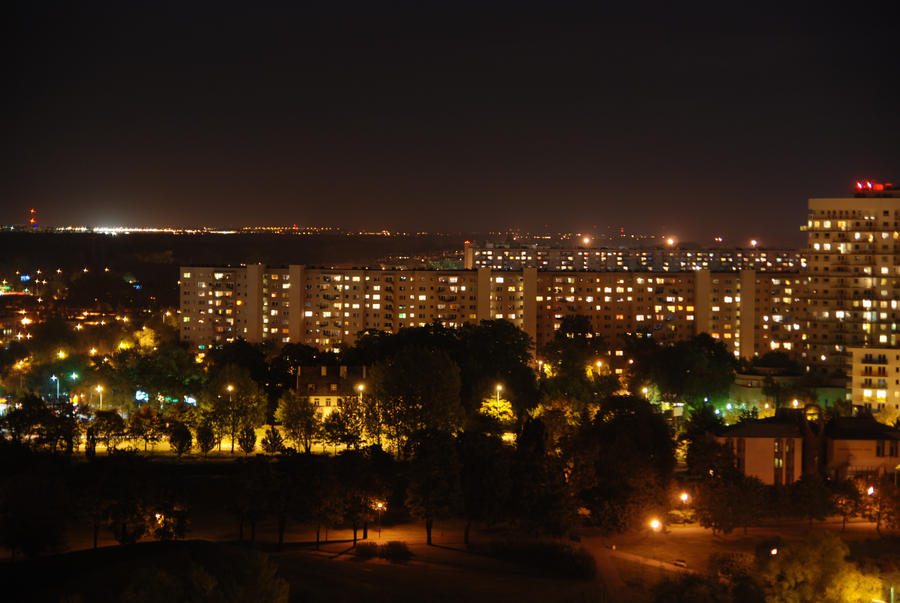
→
(465, 244, 805, 272)
(179, 264, 803, 358)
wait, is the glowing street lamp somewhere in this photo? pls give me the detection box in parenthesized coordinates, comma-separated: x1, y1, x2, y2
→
(50, 375, 59, 398)
(770, 548, 778, 556)
(356, 383, 365, 405)
(649, 518, 662, 532)
(374, 501, 387, 538)
(680, 492, 689, 505)
(227, 384, 234, 403)
(57, 349, 67, 360)
(867, 486, 875, 497)
(96, 385, 103, 409)
(495, 384, 503, 405)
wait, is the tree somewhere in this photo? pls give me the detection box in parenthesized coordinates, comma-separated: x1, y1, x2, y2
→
(565, 396, 675, 534)
(790, 474, 834, 526)
(232, 457, 270, 543)
(93, 410, 126, 452)
(196, 421, 218, 457)
(322, 411, 348, 454)
(756, 531, 882, 603)
(203, 365, 267, 453)
(238, 426, 257, 455)
(261, 426, 285, 454)
(147, 501, 189, 541)
(695, 475, 766, 535)
(128, 405, 162, 451)
(370, 346, 464, 455)
(510, 418, 575, 536)
(831, 479, 861, 531)
(168, 421, 193, 457)
(458, 432, 512, 544)
(405, 430, 462, 545)
(275, 390, 321, 453)
(456, 320, 539, 419)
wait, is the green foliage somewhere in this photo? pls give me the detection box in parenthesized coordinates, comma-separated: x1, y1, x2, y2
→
(405, 429, 462, 544)
(511, 418, 575, 537)
(652, 574, 732, 603)
(129, 405, 162, 451)
(237, 426, 257, 455)
(626, 334, 736, 407)
(756, 531, 882, 603)
(168, 421, 193, 457)
(275, 390, 321, 453)
(261, 426, 284, 454)
(379, 540, 413, 563)
(195, 421, 218, 457)
(565, 395, 675, 533)
(695, 475, 766, 535)
(370, 346, 464, 453)
(458, 432, 512, 535)
(203, 364, 266, 453)
(147, 502, 190, 541)
(93, 410, 127, 451)
(790, 474, 834, 525)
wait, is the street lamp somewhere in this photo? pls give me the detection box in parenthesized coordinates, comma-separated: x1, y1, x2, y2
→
(868, 486, 875, 497)
(96, 385, 103, 409)
(375, 501, 386, 538)
(51, 375, 59, 399)
(495, 384, 503, 405)
(227, 384, 234, 403)
(680, 492, 689, 505)
(649, 518, 662, 532)
(357, 383, 364, 405)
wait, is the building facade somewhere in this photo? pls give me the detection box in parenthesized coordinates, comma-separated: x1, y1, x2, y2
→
(180, 263, 804, 359)
(804, 188, 900, 368)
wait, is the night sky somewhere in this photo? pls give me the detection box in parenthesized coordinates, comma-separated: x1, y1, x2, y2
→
(4, 2, 899, 245)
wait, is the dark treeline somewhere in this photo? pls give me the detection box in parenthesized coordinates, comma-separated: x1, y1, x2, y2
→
(0, 232, 466, 306)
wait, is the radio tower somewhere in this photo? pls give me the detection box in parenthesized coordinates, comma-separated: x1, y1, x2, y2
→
(28, 208, 37, 230)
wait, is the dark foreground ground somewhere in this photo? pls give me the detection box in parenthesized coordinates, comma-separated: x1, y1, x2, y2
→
(0, 538, 611, 603)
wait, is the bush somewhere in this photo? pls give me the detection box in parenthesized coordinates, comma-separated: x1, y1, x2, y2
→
(354, 542, 378, 560)
(379, 541, 413, 563)
(479, 540, 596, 580)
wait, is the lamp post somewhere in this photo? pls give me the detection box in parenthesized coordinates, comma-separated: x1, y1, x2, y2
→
(51, 375, 59, 399)
(96, 385, 103, 409)
(227, 384, 234, 403)
(357, 383, 364, 405)
(495, 384, 503, 405)
(375, 501, 386, 538)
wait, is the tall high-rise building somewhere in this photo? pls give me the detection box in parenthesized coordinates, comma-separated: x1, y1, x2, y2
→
(804, 181, 900, 368)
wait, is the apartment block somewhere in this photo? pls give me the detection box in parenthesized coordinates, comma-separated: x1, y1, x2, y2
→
(180, 263, 799, 361)
(804, 188, 900, 368)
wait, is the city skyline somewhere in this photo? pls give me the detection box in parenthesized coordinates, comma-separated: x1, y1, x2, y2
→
(5, 3, 899, 246)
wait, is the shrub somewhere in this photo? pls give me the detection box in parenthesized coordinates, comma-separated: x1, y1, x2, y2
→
(379, 541, 413, 563)
(354, 542, 378, 560)
(479, 540, 597, 580)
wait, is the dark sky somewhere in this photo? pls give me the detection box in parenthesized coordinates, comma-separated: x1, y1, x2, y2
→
(4, 2, 899, 245)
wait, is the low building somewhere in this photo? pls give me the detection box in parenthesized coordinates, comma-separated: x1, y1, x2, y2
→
(716, 411, 821, 485)
(296, 365, 368, 417)
(848, 346, 900, 423)
(824, 416, 900, 480)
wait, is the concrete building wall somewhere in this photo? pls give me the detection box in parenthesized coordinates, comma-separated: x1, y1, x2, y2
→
(848, 346, 900, 418)
(805, 196, 900, 369)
